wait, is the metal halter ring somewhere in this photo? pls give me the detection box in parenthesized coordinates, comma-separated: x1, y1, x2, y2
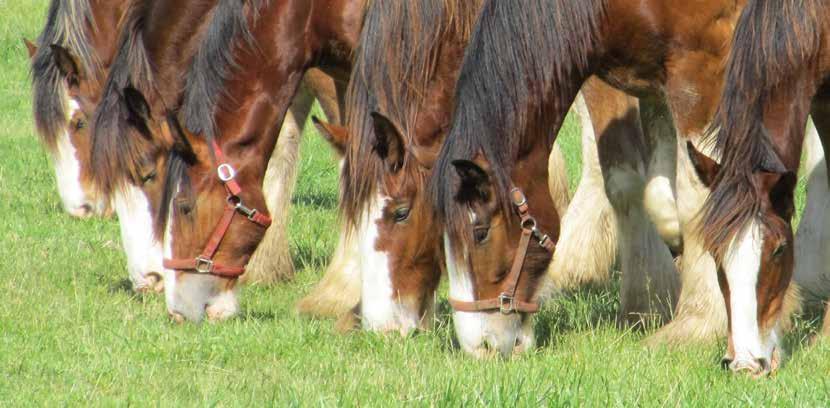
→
(498, 293, 515, 314)
(195, 256, 214, 274)
(521, 216, 537, 231)
(217, 163, 236, 181)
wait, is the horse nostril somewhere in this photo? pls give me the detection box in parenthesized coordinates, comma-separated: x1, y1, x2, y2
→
(757, 358, 771, 374)
(69, 203, 94, 218)
(720, 357, 733, 370)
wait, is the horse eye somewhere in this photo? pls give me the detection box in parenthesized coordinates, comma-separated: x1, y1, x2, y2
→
(141, 169, 157, 184)
(473, 226, 490, 244)
(74, 119, 86, 131)
(393, 207, 410, 223)
(772, 241, 788, 258)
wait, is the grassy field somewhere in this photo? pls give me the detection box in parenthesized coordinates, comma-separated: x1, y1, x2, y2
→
(2, 1, 829, 405)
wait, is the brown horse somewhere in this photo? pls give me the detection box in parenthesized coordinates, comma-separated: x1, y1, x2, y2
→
(429, 0, 800, 365)
(687, 0, 830, 375)
(90, 0, 365, 322)
(29, 0, 174, 292)
(30, 0, 128, 217)
(313, 0, 639, 338)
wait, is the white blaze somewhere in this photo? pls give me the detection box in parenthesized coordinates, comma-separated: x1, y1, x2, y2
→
(723, 221, 768, 363)
(113, 184, 163, 290)
(358, 194, 419, 333)
(52, 99, 91, 216)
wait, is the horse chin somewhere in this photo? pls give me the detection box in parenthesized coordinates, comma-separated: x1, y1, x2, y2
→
(164, 273, 240, 323)
(723, 327, 781, 378)
(360, 298, 422, 336)
(454, 310, 528, 359)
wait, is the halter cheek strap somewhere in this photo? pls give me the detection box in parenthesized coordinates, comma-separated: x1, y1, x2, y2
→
(162, 141, 272, 278)
(449, 187, 555, 314)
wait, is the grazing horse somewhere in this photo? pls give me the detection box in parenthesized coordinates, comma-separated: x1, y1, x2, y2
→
(30, 0, 128, 217)
(91, 0, 365, 321)
(687, 0, 830, 375)
(29, 0, 172, 292)
(311, 0, 631, 335)
(428, 0, 801, 363)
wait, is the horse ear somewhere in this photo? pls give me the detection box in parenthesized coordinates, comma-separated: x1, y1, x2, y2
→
(123, 86, 152, 125)
(23, 38, 37, 59)
(686, 141, 720, 187)
(370, 112, 405, 173)
(756, 147, 789, 175)
(769, 171, 797, 219)
(451, 159, 492, 204)
(49, 44, 80, 84)
(312, 116, 349, 156)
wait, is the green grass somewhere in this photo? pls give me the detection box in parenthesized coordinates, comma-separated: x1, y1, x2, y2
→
(1, 1, 829, 405)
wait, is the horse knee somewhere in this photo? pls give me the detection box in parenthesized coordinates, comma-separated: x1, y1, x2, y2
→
(643, 175, 682, 250)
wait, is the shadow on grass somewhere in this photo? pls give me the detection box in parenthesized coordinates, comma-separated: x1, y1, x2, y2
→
(291, 244, 332, 272)
(108, 278, 134, 295)
(240, 310, 277, 322)
(291, 190, 338, 211)
(535, 283, 620, 349)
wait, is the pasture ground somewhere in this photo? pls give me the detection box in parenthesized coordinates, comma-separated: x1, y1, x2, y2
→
(1, 1, 828, 405)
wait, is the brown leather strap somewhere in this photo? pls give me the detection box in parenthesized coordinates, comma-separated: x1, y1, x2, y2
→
(162, 259, 246, 278)
(449, 297, 540, 313)
(202, 205, 237, 260)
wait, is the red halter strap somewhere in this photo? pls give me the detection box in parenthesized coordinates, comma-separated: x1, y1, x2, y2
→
(449, 187, 555, 314)
(162, 140, 271, 278)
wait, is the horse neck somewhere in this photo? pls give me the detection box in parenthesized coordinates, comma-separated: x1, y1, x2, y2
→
(146, 2, 217, 107)
(88, 0, 130, 69)
(310, 0, 365, 77)
(208, 2, 315, 176)
(511, 117, 564, 238)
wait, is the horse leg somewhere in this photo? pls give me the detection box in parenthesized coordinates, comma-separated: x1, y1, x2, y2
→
(581, 80, 678, 326)
(243, 81, 315, 284)
(544, 88, 617, 293)
(647, 129, 726, 345)
(622, 95, 681, 324)
(294, 69, 363, 318)
(795, 117, 830, 313)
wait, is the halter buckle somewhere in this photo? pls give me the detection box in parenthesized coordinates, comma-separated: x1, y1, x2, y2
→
(509, 187, 527, 207)
(498, 293, 515, 314)
(195, 257, 214, 274)
(217, 163, 236, 182)
(234, 201, 258, 220)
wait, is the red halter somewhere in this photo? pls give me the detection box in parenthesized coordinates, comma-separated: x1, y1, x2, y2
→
(449, 187, 555, 314)
(162, 141, 272, 278)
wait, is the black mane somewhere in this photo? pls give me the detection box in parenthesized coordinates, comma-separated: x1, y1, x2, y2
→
(31, 0, 97, 148)
(701, 0, 824, 257)
(181, 0, 267, 140)
(429, 0, 605, 250)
